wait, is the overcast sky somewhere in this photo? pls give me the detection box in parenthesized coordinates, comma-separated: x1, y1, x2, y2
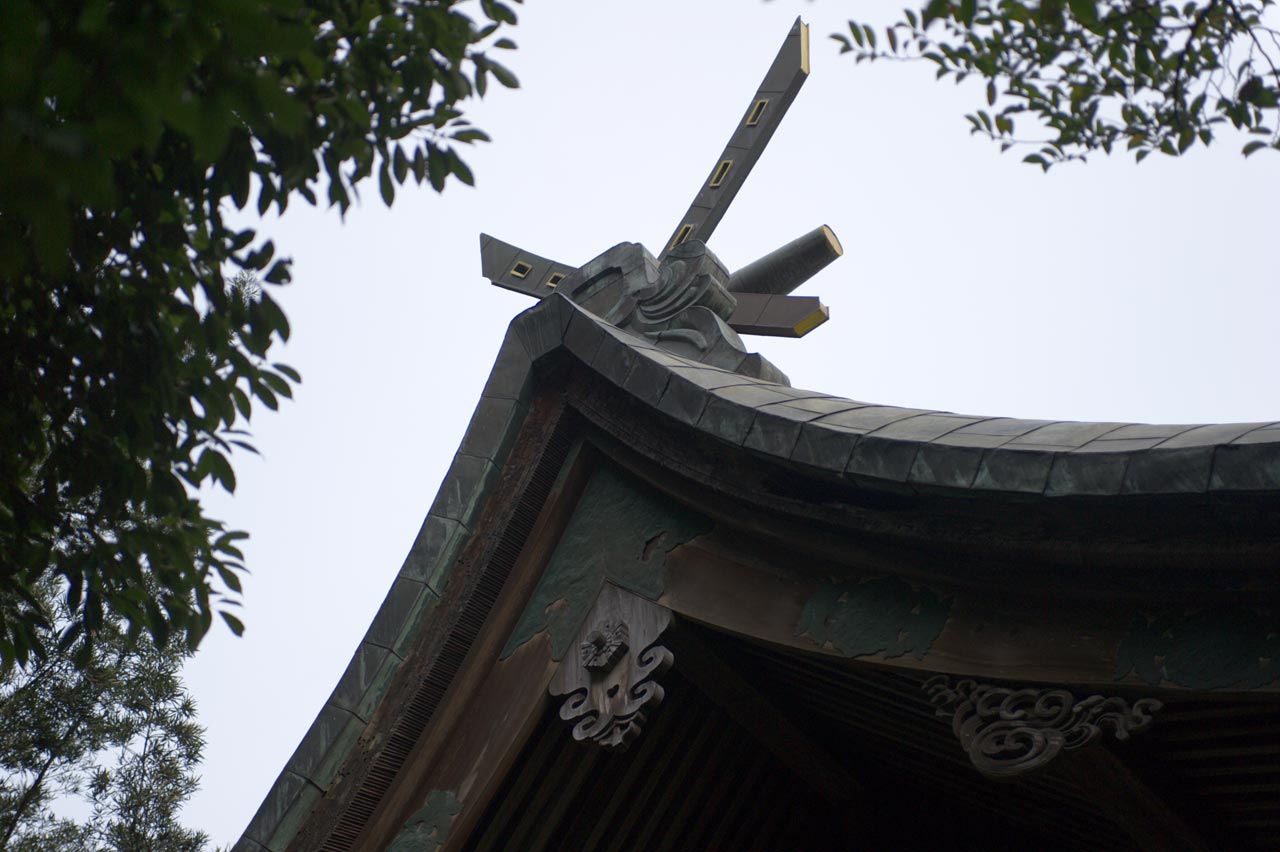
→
(183, 1, 1280, 844)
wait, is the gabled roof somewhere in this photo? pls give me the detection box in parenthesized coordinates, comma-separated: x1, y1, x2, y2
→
(234, 292, 1280, 852)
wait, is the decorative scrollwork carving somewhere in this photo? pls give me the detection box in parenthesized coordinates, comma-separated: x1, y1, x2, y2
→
(558, 641, 673, 750)
(924, 676, 1163, 780)
(550, 584, 674, 751)
(554, 240, 787, 383)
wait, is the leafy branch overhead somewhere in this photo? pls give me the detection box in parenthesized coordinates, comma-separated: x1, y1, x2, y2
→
(0, 0, 521, 667)
(834, 0, 1280, 166)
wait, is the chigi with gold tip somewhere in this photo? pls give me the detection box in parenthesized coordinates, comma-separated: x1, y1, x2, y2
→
(479, 18, 841, 349)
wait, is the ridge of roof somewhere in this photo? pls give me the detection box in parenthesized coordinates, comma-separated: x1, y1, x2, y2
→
(539, 295, 1280, 498)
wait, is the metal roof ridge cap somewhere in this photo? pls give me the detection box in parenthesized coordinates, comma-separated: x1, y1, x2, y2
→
(552, 294, 1280, 496)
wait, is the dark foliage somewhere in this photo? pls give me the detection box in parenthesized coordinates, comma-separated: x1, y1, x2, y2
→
(0, 0, 520, 665)
(835, 0, 1279, 166)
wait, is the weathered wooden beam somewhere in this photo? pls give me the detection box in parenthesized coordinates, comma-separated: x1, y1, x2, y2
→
(727, 293, 828, 338)
(479, 232, 575, 298)
(663, 622, 862, 803)
(1061, 745, 1215, 852)
(659, 18, 810, 259)
(726, 224, 842, 297)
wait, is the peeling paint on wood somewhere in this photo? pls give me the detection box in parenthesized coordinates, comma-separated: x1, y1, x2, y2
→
(386, 789, 460, 852)
(795, 576, 951, 660)
(501, 464, 710, 661)
(1116, 608, 1279, 689)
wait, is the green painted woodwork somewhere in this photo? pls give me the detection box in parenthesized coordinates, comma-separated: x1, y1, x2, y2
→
(501, 464, 710, 661)
(795, 576, 951, 660)
(386, 790, 461, 852)
(1116, 608, 1279, 690)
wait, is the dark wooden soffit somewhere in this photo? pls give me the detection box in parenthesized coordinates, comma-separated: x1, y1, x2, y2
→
(718, 636, 1279, 851)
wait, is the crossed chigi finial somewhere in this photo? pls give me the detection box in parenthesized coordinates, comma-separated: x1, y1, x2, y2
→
(479, 18, 842, 343)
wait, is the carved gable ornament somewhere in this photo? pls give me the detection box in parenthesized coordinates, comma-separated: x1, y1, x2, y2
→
(925, 675, 1163, 779)
(549, 584, 673, 750)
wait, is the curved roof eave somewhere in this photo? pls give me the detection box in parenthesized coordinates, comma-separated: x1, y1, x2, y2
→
(528, 294, 1280, 499)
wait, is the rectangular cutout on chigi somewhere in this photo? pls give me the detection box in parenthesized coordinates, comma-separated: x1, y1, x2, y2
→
(709, 160, 733, 188)
(746, 99, 769, 126)
(546, 272, 565, 289)
(669, 223, 696, 252)
(509, 261, 533, 279)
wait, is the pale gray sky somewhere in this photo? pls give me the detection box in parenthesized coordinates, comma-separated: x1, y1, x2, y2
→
(184, 1, 1280, 844)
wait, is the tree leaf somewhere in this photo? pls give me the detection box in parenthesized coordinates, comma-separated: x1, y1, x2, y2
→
(220, 611, 246, 636)
(379, 162, 395, 205)
(199, 449, 237, 492)
(1067, 0, 1097, 26)
(487, 58, 519, 89)
(216, 564, 244, 595)
(833, 0, 1272, 164)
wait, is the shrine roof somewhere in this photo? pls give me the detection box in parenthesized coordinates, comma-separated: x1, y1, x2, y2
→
(235, 11, 1280, 844)
(234, 292, 1280, 852)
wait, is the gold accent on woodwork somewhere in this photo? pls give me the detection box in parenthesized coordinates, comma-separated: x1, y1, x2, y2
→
(669, 223, 696, 252)
(709, 160, 733, 188)
(792, 302, 829, 337)
(821, 224, 844, 256)
(800, 21, 810, 75)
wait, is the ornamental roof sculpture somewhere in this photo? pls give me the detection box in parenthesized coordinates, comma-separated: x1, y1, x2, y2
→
(479, 18, 837, 384)
(469, 16, 1280, 497)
